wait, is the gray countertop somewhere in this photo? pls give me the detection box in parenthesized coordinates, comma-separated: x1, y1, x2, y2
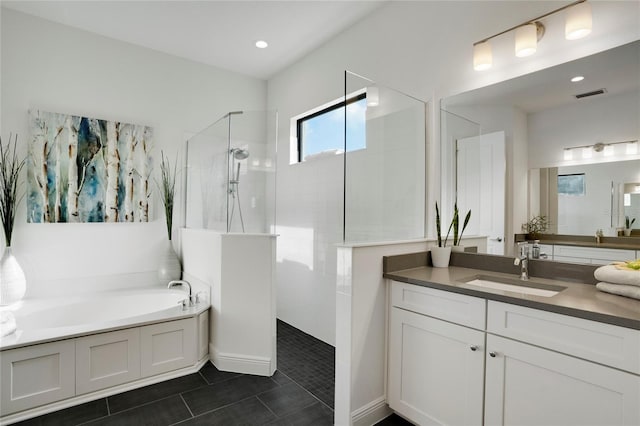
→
(384, 265, 640, 330)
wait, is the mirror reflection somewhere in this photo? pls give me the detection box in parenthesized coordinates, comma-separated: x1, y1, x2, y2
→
(441, 40, 640, 263)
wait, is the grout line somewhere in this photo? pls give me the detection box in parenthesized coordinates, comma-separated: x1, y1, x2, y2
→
(179, 393, 195, 418)
(105, 397, 111, 416)
(275, 370, 334, 413)
(255, 394, 279, 418)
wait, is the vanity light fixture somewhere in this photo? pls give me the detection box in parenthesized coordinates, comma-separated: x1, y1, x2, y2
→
(473, 0, 591, 71)
(563, 139, 639, 160)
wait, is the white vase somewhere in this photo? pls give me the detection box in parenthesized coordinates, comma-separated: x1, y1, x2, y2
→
(0, 247, 26, 306)
(623, 228, 632, 237)
(158, 240, 182, 285)
(430, 246, 452, 268)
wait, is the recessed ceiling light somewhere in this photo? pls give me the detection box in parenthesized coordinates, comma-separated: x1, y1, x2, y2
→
(255, 40, 268, 49)
(571, 75, 585, 82)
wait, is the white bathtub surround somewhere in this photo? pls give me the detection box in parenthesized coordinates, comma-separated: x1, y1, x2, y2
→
(335, 237, 487, 426)
(181, 228, 277, 376)
(0, 247, 26, 306)
(0, 287, 209, 424)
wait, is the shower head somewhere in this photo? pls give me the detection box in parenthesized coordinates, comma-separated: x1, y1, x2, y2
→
(231, 148, 250, 160)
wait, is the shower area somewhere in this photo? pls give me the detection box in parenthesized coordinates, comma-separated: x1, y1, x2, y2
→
(181, 110, 278, 377)
(184, 110, 277, 233)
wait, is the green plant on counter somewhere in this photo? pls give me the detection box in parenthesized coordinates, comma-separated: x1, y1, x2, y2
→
(522, 215, 549, 238)
(626, 216, 636, 229)
(452, 202, 471, 246)
(436, 202, 471, 247)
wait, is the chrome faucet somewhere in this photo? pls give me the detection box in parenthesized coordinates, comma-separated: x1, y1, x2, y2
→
(514, 242, 529, 280)
(168, 280, 195, 306)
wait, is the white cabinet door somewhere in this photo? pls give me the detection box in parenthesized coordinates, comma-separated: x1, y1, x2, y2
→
(76, 328, 141, 394)
(485, 334, 640, 426)
(140, 318, 196, 377)
(388, 307, 485, 426)
(1, 340, 75, 416)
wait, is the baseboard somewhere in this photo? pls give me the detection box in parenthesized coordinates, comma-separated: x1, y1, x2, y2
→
(352, 397, 391, 426)
(1, 357, 209, 425)
(210, 344, 275, 376)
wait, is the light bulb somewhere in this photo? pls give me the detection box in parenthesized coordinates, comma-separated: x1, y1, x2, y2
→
(582, 147, 592, 159)
(515, 23, 538, 57)
(563, 149, 573, 161)
(367, 86, 379, 107)
(566, 2, 592, 40)
(473, 41, 492, 71)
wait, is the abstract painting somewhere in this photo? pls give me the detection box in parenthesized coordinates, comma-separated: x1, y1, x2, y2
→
(28, 110, 153, 223)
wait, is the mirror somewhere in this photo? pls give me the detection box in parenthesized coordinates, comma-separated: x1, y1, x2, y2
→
(531, 161, 640, 236)
(441, 40, 640, 259)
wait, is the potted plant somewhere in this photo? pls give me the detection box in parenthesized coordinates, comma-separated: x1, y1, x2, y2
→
(156, 150, 181, 284)
(624, 216, 635, 237)
(0, 134, 26, 305)
(451, 202, 471, 252)
(432, 202, 453, 267)
(522, 215, 549, 240)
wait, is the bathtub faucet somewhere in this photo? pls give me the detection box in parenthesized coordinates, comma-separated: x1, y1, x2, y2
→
(168, 280, 195, 307)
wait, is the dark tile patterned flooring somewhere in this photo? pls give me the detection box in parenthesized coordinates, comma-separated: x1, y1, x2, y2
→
(13, 320, 406, 425)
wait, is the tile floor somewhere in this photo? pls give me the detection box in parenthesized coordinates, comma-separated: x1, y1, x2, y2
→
(12, 320, 410, 425)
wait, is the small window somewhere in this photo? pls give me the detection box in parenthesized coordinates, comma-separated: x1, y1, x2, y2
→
(296, 93, 366, 162)
(558, 173, 585, 196)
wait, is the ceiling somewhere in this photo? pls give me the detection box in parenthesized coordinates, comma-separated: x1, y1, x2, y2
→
(2, 0, 386, 80)
(443, 40, 640, 113)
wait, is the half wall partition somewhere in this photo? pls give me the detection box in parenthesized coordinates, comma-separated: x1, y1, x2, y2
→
(181, 110, 277, 377)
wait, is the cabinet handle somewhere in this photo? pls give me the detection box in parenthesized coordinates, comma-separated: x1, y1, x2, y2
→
(470, 345, 478, 351)
(489, 351, 497, 358)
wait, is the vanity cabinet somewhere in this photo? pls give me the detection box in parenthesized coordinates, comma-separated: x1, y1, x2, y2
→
(387, 280, 640, 426)
(388, 282, 486, 425)
(485, 334, 640, 426)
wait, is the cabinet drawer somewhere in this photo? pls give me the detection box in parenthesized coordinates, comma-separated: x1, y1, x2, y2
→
(391, 280, 486, 329)
(487, 301, 640, 374)
(76, 328, 141, 394)
(1, 340, 75, 416)
(141, 318, 196, 377)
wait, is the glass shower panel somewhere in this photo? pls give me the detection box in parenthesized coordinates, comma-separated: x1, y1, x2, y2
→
(344, 71, 427, 243)
(226, 110, 277, 234)
(439, 109, 481, 221)
(185, 110, 277, 234)
(185, 115, 229, 232)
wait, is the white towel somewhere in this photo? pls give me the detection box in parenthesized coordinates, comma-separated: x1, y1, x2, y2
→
(596, 282, 640, 300)
(594, 265, 640, 287)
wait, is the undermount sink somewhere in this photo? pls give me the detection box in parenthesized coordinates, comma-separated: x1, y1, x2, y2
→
(461, 275, 567, 298)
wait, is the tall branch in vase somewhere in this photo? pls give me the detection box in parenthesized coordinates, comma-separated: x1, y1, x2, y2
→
(0, 134, 26, 247)
(158, 150, 177, 241)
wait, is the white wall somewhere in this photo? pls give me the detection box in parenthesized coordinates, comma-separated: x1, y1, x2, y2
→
(1, 9, 266, 296)
(269, 0, 640, 345)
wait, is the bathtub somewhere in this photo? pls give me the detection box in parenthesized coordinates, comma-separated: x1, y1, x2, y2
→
(0, 287, 210, 423)
(0, 287, 209, 350)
